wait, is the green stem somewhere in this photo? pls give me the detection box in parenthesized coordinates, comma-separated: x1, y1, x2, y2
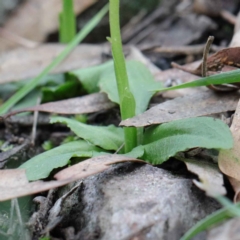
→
(59, 0, 76, 43)
(0, 4, 108, 115)
(109, 0, 137, 152)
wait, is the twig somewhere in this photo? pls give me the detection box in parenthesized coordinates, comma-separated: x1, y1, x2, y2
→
(202, 36, 214, 77)
(31, 97, 41, 145)
(220, 10, 237, 25)
(145, 44, 221, 55)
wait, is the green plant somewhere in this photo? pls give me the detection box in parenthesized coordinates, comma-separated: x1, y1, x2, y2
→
(19, 1, 233, 181)
(180, 196, 240, 240)
(59, 0, 76, 43)
(0, 4, 108, 115)
(108, 0, 137, 152)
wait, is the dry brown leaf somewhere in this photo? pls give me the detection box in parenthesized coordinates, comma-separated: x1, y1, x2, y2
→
(0, 44, 105, 84)
(182, 158, 226, 196)
(0, 156, 145, 201)
(0, 169, 70, 202)
(3, 93, 115, 119)
(227, 176, 240, 202)
(120, 90, 240, 127)
(172, 47, 240, 77)
(55, 154, 146, 180)
(219, 100, 240, 197)
(193, 0, 223, 17)
(0, 0, 96, 52)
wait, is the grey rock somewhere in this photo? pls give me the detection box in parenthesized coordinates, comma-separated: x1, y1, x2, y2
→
(57, 163, 220, 240)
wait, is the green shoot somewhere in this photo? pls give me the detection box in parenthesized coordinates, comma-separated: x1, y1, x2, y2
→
(0, 4, 108, 115)
(153, 69, 240, 92)
(59, 0, 76, 43)
(109, 0, 137, 152)
(180, 198, 240, 240)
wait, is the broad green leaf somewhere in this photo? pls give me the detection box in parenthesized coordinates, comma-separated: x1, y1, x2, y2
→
(124, 145, 144, 158)
(71, 60, 162, 115)
(19, 140, 104, 181)
(99, 60, 162, 115)
(70, 61, 112, 93)
(51, 116, 124, 151)
(137, 117, 233, 164)
(41, 77, 82, 103)
(152, 69, 240, 92)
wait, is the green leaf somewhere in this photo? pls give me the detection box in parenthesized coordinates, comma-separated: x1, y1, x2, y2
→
(99, 60, 162, 115)
(153, 69, 240, 92)
(138, 117, 233, 164)
(19, 141, 104, 181)
(125, 145, 144, 158)
(59, 0, 76, 43)
(71, 60, 162, 115)
(70, 61, 112, 93)
(180, 201, 240, 240)
(0, 4, 108, 114)
(50, 116, 124, 151)
(41, 76, 82, 102)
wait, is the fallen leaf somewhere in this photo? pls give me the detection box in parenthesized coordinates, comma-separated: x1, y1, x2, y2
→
(3, 93, 115, 118)
(227, 176, 240, 202)
(219, 99, 240, 181)
(0, 0, 96, 52)
(181, 158, 226, 196)
(0, 155, 145, 201)
(54, 154, 146, 180)
(172, 47, 240, 77)
(0, 169, 70, 202)
(120, 90, 240, 127)
(0, 44, 105, 84)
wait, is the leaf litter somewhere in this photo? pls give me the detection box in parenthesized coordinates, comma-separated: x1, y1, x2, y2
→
(0, 155, 145, 202)
(1, 0, 240, 239)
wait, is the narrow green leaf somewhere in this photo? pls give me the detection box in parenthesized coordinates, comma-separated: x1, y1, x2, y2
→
(19, 141, 104, 181)
(0, 4, 108, 114)
(139, 117, 233, 164)
(51, 116, 124, 151)
(152, 69, 240, 92)
(180, 202, 240, 240)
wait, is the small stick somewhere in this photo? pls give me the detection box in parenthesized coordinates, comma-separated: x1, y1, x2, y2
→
(220, 10, 237, 25)
(31, 97, 41, 145)
(202, 36, 214, 77)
